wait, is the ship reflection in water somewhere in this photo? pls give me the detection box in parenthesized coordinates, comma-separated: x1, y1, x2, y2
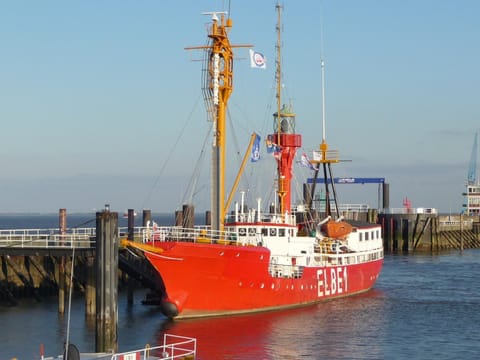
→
(156, 289, 386, 359)
(3, 253, 479, 359)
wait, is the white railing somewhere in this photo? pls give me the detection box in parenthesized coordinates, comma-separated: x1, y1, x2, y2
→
(0, 225, 238, 249)
(0, 226, 146, 249)
(142, 225, 239, 245)
(41, 334, 196, 360)
(0, 228, 95, 249)
(381, 207, 438, 215)
(312, 203, 371, 213)
(110, 334, 196, 360)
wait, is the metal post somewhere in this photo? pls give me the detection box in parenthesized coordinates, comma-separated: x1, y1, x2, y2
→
(127, 209, 135, 305)
(58, 208, 67, 314)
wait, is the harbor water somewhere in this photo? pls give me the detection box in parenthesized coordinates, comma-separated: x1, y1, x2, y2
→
(1, 214, 479, 359)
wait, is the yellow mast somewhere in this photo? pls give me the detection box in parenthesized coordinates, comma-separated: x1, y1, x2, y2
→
(187, 12, 251, 231)
(209, 13, 232, 232)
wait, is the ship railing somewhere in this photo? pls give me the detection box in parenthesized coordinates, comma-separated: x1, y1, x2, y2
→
(110, 334, 196, 360)
(269, 262, 304, 279)
(313, 247, 383, 266)
(0, 228, 95, 249)
(142, 225, 240, 245)
(224, 212, 297, 225)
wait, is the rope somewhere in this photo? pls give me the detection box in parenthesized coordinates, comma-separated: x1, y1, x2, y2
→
(141, 94, 203, 209)
(181, 125, 211, 206)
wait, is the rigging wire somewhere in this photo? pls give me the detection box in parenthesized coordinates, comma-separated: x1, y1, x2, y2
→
(141, 94, 203, 209)
(181, 125, 211, 206)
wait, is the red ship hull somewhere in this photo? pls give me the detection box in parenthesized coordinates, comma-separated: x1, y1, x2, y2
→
(144, 241, 383, 318)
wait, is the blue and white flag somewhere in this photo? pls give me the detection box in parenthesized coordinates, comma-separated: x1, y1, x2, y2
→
(251, 134, 261, 162)
(249, 49, 266, 69)
(266, 139, 279, 154)
(300, 152, 317, 170)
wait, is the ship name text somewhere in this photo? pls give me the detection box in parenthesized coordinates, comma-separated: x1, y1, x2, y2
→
(317, 267, 348, 297)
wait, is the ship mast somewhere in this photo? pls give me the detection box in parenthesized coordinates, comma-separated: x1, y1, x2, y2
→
(267, 3, 302, 216)
(186, 12, 251, 231)
(208, 13, 232, 232)
(312, 59, 341, 217)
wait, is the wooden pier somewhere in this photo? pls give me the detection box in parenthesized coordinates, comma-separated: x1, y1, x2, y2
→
(379, 212, 480, 253)
(2, 207, 479, 309)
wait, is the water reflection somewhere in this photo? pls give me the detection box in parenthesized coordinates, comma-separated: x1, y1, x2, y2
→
(154, 289, 387, 359)
(4, 252, 480, 359)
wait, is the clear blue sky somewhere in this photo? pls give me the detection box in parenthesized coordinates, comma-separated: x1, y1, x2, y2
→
(0, 0, 478, 214)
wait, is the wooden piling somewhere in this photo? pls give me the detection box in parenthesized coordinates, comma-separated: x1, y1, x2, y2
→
(127, 209, 135, 241)
(460, 213, 464, 253)
(142, 209, 151, 227)
(175, 210, 183, 227)
(95, 207, 118, 353)
(85, 255, 95, 316)
(401, 219, 409, 252)
(183, 204, 194, 228)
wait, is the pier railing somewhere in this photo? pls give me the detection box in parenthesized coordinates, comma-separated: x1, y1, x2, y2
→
(0, 226, 148, 249)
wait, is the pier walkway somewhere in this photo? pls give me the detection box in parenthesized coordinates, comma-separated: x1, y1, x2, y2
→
(0, 226, 146, 256)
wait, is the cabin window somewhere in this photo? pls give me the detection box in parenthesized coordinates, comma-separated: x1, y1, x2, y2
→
(239, 228, 247, 237)
(261, 228, 268, 236)
(248, 228, 256, 235)
(279, 228, 285, 237)
(371, 231, 375, 239)
(376, 230, 380, 239)
(365, 232, 369, 240)
(270, 228, 277, 236)
(359, 233, 363, 241)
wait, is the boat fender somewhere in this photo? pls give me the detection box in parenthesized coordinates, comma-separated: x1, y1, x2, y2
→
(160, 300, 179, 319)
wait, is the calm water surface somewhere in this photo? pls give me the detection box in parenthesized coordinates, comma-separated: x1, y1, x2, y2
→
(1, 215, 479, 359)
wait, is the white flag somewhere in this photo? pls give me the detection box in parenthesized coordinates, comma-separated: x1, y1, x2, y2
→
(249, 49, 266, 69)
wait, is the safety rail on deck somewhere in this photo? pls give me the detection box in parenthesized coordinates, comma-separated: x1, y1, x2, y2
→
(224, 212, 297, 225)
(269, 263, 305, 279)
(0, 224, 254, 249)
(143, 225, 240, 245)
(111, 334, 196, 360)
